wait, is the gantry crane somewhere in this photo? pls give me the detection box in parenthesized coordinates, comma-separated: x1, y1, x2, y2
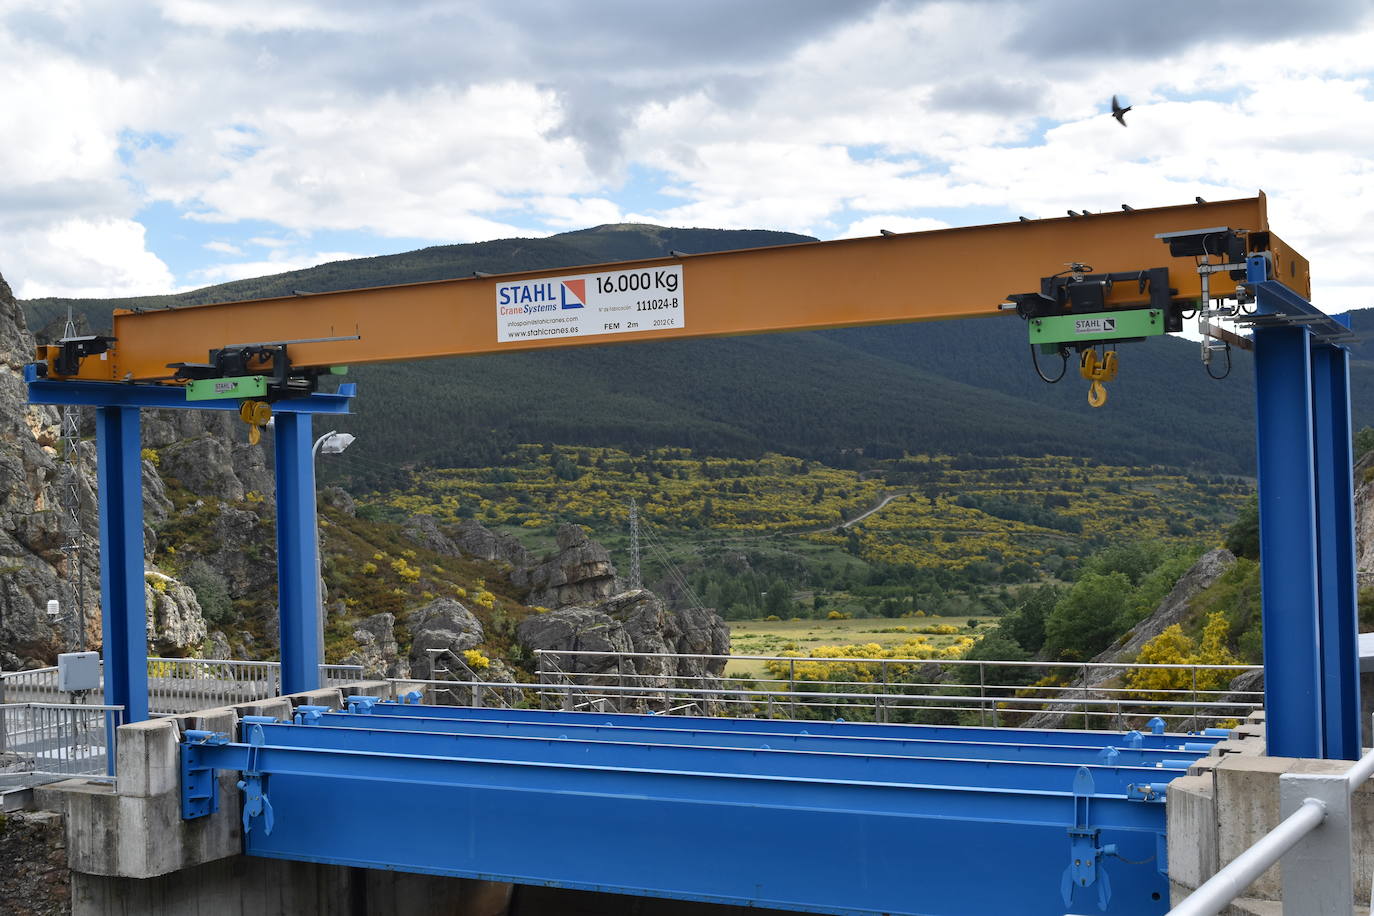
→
(25, 193, 1360, 762)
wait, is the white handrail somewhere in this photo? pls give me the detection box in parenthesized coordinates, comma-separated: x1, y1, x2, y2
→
(1166, 742, 1374, 916)
(1167, 799, 1327, 916)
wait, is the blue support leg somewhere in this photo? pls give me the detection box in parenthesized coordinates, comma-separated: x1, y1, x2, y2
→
(1252, 321, 1323, 758)
(272, 413, 321, 694)
(1311, 335, 1361, 759)
(95, 407, 148, 726)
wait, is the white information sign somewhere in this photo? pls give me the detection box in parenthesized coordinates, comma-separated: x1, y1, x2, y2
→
(495, 265, 684, 343)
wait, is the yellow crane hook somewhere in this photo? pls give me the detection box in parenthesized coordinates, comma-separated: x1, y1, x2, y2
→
(238, 400, 273, 444)
(1079, 349, 1118, 408)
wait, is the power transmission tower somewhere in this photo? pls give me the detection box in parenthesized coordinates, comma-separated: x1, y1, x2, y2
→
(57, 307, 87, 649)
(628, 497, 642, 590)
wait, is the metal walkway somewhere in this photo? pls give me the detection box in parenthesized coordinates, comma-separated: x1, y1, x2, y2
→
(182, 698, 1220, 916)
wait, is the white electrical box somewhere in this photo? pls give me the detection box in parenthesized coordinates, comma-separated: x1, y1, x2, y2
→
(57, 651, 101, 692)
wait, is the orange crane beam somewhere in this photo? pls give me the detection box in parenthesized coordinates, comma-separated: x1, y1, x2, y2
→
(42, 193, 1304, 383)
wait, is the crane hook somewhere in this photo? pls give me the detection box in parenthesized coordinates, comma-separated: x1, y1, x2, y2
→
(1079, 349, 1118, 408)
(239, 400, 273, 445)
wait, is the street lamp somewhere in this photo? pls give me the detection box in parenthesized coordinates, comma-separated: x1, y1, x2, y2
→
(313, 430, 355, 667)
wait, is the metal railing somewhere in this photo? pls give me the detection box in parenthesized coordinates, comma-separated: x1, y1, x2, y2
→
(528, 649, 1262, 730)
(0, 702, 124, 784)
(1165, 741, 1374, 916)
(423, 648, 517, 709)
(0, 659, 366, 714)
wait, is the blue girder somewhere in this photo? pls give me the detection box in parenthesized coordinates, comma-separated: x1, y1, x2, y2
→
(182, 706, 1214, 915)
(303, 708, 1203, 768)
(364, 701, 1220, 751)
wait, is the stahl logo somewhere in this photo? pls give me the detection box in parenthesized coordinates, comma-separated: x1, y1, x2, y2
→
(1074, 317, 1115, 334)
(560, 279, 586, 309)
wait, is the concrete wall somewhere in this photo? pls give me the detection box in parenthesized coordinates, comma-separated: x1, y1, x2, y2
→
(1167, 711, 1374, 915)
(33, 680, 512, 916)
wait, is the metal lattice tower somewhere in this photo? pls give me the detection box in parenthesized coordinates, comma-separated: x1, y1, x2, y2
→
(627, 497, 642, 590)
(57, 307, 86, 649)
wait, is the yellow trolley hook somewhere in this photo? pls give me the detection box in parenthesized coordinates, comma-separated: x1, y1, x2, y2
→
(1079, 349, 1118, 408)
(238, 400, 273, 444)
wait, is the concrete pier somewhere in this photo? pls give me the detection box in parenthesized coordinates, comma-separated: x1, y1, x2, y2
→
(1166, 711, 1374, 914)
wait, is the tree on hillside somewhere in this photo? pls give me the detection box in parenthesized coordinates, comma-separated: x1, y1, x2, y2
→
(1225, 495, 1260, 560)
(999, 584, 1061, 655)
(955, 631, 1033, 687)
(1043, 572, 1132, 661)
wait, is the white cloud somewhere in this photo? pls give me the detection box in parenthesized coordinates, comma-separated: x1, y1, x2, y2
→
(5, 218, 175, 299)
(0, 1, 1372, 309)
(836, 215, 951, 239)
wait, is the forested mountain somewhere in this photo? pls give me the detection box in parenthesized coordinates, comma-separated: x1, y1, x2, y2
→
(23, 224, 1373, 484)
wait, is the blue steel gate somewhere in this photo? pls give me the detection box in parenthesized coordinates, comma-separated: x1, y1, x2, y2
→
(182, 699, 1219, 915)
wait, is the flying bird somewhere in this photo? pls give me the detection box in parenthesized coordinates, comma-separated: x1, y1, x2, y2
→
(1111, 95, 1131, 126)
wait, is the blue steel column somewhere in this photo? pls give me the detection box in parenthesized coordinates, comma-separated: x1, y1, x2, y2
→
(1311, 324, 1361, 759)
(95, 407, 149, 724)
(1252, 259, 1324, 757)
(273, 412, 322, 694)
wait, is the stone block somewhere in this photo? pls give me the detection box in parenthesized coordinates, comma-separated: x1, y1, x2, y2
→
(1213, 754, 1300, 900)
(285, 687, 342, 709)
(1167, 773, 1217, 892)
(344, 679, 390, 699)
(114, 718, 181, 798)
(231, 697, 292, 722)
(192, 706, 238, 735)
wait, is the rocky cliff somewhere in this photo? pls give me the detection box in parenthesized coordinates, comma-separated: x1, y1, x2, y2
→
(0, 271, 245, 667)
(0, 272, 99, 667)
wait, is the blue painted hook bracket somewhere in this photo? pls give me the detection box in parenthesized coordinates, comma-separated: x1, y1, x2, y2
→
(180, 730, 228, 820)
(237, 724, 275, 836)
(1061, 767, 1113, 911)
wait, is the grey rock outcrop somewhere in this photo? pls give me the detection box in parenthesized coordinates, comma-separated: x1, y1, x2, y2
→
(205, 630, 233, 659)
(342, 611, 410, 679)
(141, 409, 274, 500)
(455, 519, 530, 567)
(402, 514, 459, 556)
(321, 486, 357, 517)
(1021, 548, 1238, 729)
(517, 588, 731, 711)
(143, 572, 208, 656)
(0, 272, 102, 665)
(512, 524, 615, 608)
(407, 597, 484, 675)
(157, 435, 247, 503)
(517, 606, 635, 674)
(197, 504, 275, 600)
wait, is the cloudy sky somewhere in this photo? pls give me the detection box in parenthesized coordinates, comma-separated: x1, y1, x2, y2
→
(2, 0, 1373, 308)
